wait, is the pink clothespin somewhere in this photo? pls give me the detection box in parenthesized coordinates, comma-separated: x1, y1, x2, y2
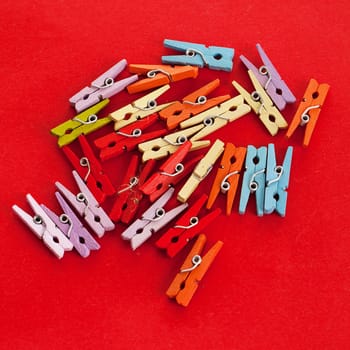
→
(121, 187, 188, 250)
(56, 170, 115, 237)
(69, 59, 138, 113)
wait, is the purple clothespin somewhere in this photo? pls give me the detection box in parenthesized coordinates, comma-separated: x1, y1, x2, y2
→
(240, 44, 296, 110)
(12, 194, 74, 259)
(121, 187, 188, 250)
(69, 59, 138, 113)
(56, 170, 115, 238)
(42, 192, 100, 258)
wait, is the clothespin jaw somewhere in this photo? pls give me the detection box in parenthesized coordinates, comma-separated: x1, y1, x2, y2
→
(121, 187, 188, 250)
(156, 194, 222, 257)
(94, 114, 167, 161)
(240, 43, 296, 110)
(232, 71, 288, 136)
(51, 99, 110, 147)
(69, 59, 138, 112)
(62, 135, 115, 203)
(166, 234, 223, 306)
(159, 79, 231, 129)
(264, 144, 293, 216)
(286, 79, 330, 147)
(177, 139, 225, 203)
(239, 145, 267, 216)
(162, 39, 234, 72)
(179, 95, 251, 141)
(207, 143, 247, 215)
(12, 194, 73, 259)
(126, 64, 199, 94)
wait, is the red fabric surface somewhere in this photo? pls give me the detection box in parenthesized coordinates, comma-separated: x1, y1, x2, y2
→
(1, 1, 350, 349)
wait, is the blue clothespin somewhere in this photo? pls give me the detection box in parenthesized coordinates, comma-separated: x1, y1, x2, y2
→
(264, 144, 293, 216)
(162, 39, 234, 72)
(239, 145, 267, 216)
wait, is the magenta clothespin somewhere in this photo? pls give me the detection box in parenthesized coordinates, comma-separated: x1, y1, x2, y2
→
(12, 194, 74, 259)
(42, 192, 100, 258)
(56, 170, 115, 237)
(240, 44, 296, 110)
(121, 187, 188, 250)
(69, 59, 138, 113)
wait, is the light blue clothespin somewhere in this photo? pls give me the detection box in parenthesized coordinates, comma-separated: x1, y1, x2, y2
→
(264, 144, 293, 216)
(162, 39, 234, 72)
(239, 145, 267, 216)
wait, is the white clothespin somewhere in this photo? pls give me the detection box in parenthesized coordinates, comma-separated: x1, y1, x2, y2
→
(12, 194, 73, 259)
(121, 187, 188, 250)
(56, 170, 115, 238)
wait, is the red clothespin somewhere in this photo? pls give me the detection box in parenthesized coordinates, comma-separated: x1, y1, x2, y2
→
(159, 79, 231, 129)
(166, 233, 223, 306)
(156, 194, 221, 257)
(140, 141, 202, 202)
(62, 135, 115, 203)
(126, 64, 199, 94)
(110, 155, 156, 224)
(207, 143, 247, 215)
(286, 78, 330, 147)
(94, 113, 167, 161)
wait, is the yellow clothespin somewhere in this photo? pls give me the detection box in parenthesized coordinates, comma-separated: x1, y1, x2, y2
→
(232, 70, 288, 136)
(109, 85, 174, 131)
(177, 139, 225, 203)
(179, 95, 251, 141)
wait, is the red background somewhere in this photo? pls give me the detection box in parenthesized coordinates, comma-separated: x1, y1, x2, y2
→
(1, 1, 350, 349)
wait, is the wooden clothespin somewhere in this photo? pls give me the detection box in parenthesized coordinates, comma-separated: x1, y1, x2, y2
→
(156, 194, 221, 257)
(159, 79, 231, 129)
(286, 78, 330, 147)
(162, 39, 234, 72)
(232, 70, 288, 136)
(166, 234, 223, 306)
(177, 139, 225, 203)
(240, 43, 296, 110)
(126, 64, 198, 94)
(207, 143, 247, 215)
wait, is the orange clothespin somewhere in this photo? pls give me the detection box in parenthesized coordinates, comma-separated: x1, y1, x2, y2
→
(159, 79, 231, 129)
(207, 143, 247, 215)
(126, 64, 199, 94)
(166, 234, 223, 307)
(286, 79, 330, 147)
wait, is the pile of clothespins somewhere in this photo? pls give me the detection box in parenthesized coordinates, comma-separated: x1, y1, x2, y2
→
(12, 39, 329, 307)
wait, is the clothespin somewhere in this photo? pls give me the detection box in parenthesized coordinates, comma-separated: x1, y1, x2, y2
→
(286, 79, 330, 147)
(69, 59, 138, 112)
(12, 194, 73, 259)
(138, 124, 211, 162)
(56, 170, 115, 237)
(94, 113, 167, 161)
(232, 70, 288, 136)
(62, 135, 115, 203)
(51, 99, 110, 147)
(110, 155, 156, 224)
(156, 194, 221, 257)
(166, 234, 223, 307)
(240, 43, 296, 110)
(109, 85, 173, 131)
(179, 95, 251, 141)
(207, 143, 247, 215)
(239, 145, 267, 216)
(42, 192, 100, 258)
(140, 141, 202, 202)
(126, 64, 198, 94)
(121, 188, 188, 250)
(159, 79, 231, 129)
(162, 39, 234, 72)
(177, 139, 225, 203)
(264, 144, 293, 216)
